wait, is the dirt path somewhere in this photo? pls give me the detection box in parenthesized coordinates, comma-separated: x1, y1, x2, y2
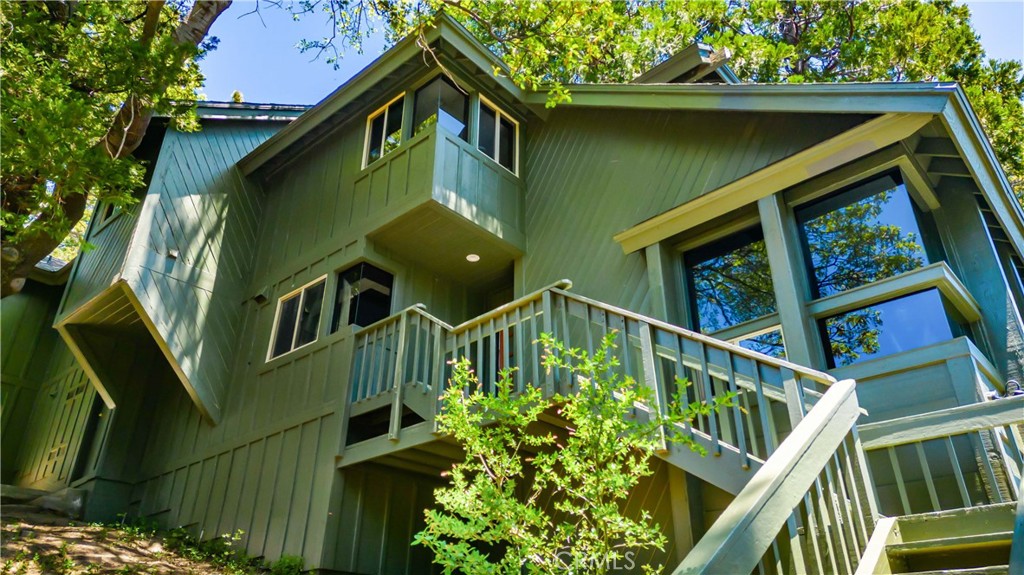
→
(1, 505, 226, 575)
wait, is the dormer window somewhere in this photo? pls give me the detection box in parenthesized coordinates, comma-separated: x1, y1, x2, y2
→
(478, 96, 518, 174)
(414, 76, 468, 140)
(363, 94, 404, 167)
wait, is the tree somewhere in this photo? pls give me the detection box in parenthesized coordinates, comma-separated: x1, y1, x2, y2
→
(0, 0, 230, 297)
(3, 0, 1020, 296)
(414, 333, 733, 573)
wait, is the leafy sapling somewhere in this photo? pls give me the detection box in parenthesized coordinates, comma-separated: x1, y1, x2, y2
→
(415, 331, 736, 574)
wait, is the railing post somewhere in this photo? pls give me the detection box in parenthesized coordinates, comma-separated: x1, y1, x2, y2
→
(639, 322, 668, 454)
(782, 368, 806, 428)
(541, 290, 555, 397)
(388, 312, 409, 441)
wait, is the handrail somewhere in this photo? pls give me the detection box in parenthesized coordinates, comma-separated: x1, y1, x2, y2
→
(549, 288, 837, 386)
(448, 279, 572, 333)
(673, 380, 876, 574)
(859, 395, 1024, 449)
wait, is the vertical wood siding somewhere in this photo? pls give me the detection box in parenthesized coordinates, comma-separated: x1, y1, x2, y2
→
(123, 121, 280, 421)
(521, 109, 871, 309)
(1, 282, 63, 481)
(59, 204, 139, 316)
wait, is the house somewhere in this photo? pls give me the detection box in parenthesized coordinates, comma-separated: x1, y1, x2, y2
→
(3, 14, 1022, 574)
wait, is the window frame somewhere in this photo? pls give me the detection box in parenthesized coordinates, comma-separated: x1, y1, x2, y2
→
(330, 261, 396, 332)
(266, 275, 328, 362)
(477, 94, 519, 176)
(362, 92, 406, 169)
(679, 220, 786, 357)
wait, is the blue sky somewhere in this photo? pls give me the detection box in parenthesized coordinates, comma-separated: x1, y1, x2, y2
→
(199, 1, 1024, 106)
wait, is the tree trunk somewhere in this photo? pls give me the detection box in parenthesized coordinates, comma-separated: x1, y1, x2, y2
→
(1, 0, 232, 298)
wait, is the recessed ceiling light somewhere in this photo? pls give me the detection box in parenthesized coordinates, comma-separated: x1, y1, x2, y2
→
(466, 254, 481, 263)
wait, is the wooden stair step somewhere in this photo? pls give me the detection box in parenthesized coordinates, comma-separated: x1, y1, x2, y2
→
(903, 566, 1008, 575)
(886, 531, 1013, 555)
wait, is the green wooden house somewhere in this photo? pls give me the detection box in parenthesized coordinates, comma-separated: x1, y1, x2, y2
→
(3, 15, 1022, 573)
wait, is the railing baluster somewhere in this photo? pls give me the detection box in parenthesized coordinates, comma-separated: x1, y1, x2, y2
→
(840, 438, 871, 549)
(584, 303, 595, 357)
(888, 446, 912, 514)
(639, 322, 667, 453)
(388, 313, 409, 441)
(355, 332, 370, 402)
(673, 334, 694, 440)
(696, 341, 721, 455)
(541, 291, 555, 396)
(802, 491, 826, 573)
(725, 354, 749, 469)
(488, 317, 497, 391)
(914, 442, 940, 511)
(822, 459, 855, 574)
(411, 313, 422, 387)
(977, 430, 1004, 503)
(753, 360, 777, 457)
(529, 300, 540, 393)
(944, 436, 971, 507)
(514, 306, 524, 392)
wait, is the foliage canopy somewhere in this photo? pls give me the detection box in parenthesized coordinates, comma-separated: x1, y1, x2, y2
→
(2, 0, 1021, 296)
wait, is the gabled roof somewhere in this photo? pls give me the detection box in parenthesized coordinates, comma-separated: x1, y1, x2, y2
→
(238, 13, 531, 178)
(233, 15, 1022, 262)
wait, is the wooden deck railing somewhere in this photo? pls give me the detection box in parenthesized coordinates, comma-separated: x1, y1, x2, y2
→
(858, 395, 1024, 515)
(347, 282, 840, 491)
(673, 380, 878, 575)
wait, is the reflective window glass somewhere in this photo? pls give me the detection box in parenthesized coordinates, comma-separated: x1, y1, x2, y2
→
(685, 227, 777, 333)
(733, 326, 786, 360)
(413, 77, 468, 140)
(365, 96, 404, 165)
(269, 278, 327, 359)
(797, 173, 930, 298)
(819, 288, 963, 367)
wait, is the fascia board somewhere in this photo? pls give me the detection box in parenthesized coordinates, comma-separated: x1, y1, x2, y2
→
(525, 83, 955, 115)
(939, 87, 1024, 259)
(614, 112, 935, 253)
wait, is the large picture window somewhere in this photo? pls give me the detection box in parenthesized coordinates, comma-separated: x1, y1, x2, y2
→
(796, 172, 934, 299)
(478, 96, 517, 174)
(363, 94, 404, 167)
(818, 288, 967, 368)
(684, 227, 783, 358)
(413, 76, 468, 140)
(269, 278, 327, 360)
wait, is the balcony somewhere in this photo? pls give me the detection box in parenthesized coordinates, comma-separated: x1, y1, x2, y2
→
(354, 124, 525, 287)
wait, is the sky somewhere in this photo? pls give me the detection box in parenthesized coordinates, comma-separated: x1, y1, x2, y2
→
(199, 1, 1024, 106)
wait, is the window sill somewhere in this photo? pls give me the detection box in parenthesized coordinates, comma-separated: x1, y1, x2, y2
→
(805, 262, 980, 323)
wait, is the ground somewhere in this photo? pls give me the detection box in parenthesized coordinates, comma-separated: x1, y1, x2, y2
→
(1, 505, 235, 575)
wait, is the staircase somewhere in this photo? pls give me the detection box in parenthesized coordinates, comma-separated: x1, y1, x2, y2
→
(856, 503, 1018, 574)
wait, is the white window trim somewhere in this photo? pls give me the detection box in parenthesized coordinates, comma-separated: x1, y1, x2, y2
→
(478, 94, 519, 176)
(266, 274, 328, 362)
(361, 93, 405, 169)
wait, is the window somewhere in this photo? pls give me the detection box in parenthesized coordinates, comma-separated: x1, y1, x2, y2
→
(796, 172, 935, 299)
(331, 263, 394, 330)
(268, 278, 326, 360)
(364, 94, 404, 167)
(413, 76, 468, 140)
(684, 227, 784, 358)
(478, 96, 518, 174)
(818, 288, 967, 368)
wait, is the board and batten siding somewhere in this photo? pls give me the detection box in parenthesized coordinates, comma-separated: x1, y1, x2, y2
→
(59, 203, 140, 317)
(1, 281, 68, 483)
(119, 120, 281, 422)
(520, 108, 873, 310)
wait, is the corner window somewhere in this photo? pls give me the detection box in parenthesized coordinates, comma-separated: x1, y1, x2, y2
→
(331, 263, 394, 330)
(269, 278, 327, 360)
(796, 172, 933, 299)
(684, 227, 784, 358)
(413, 76, 468, 140)
(364, 94, 404, 167)
(819, 288, 966, 368)
(478, 96, 518, 174)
